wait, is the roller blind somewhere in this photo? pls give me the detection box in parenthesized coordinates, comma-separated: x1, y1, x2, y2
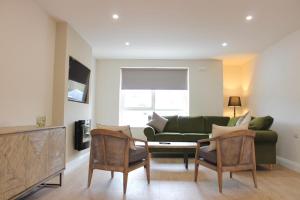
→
(121, 68, 188, 90)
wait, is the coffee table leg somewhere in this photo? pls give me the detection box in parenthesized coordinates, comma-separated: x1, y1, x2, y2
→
(184, 153, 188, 169)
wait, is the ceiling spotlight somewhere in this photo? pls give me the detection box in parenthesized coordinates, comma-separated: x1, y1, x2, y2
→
(125, 42, 130, 46)
(222, 42, 228, 47)
(246, 15, 253, 21)
(112, 14, 119, 20)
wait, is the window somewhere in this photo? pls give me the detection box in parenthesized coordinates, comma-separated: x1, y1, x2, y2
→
(119, 90, 189, 127)
(119, 68, 189, 127)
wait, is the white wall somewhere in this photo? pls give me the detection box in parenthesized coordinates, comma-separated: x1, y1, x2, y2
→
(245, 29, 300, 171)
(95, 59, 223, 137)
(52, 22, 96, 162)
(64, 26, 96, 162)
(0, 0, 56, 126)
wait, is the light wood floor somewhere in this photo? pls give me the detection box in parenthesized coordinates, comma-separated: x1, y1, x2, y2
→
(24, 156, 300, 200)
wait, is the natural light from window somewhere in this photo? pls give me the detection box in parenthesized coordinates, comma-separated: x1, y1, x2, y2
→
(119, 90, 189, 127)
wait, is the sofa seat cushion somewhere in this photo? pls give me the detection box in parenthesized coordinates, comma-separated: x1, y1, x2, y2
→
(178, 116, 206, 133)
(154, 132, 184, 141)
(181, 133, 209, 142)
(255, 131, 278, 143)
(199, 146, 217, 164)
(129, 146, 148, 164)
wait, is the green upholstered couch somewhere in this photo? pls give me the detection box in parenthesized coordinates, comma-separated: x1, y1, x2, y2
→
(144, 116, 278, 165)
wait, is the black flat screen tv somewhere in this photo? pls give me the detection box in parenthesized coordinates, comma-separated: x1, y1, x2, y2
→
(68, 57, 90, 103)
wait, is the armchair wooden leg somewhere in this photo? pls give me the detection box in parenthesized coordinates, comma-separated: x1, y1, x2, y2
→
(111, 171, 114, 178)
(146, 160, 150, 184)
(217, 170, 223, 193)
(194, 162, 199, 182)
(123, 172, 128, 194)
(230, 172, 233, 179)
(252, 169, 258, 188)
(87, 168, 93, 188)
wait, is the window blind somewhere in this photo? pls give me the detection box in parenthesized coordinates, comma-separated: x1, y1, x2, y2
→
(121, 68, 188, 90)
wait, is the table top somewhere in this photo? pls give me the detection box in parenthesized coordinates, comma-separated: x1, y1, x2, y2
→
(135, 141, 197, 148)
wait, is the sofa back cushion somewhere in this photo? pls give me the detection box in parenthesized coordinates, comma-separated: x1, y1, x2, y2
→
(163, 115, 179, 132)
(204, 116, 230, 133)
(177, 116, 206, 133)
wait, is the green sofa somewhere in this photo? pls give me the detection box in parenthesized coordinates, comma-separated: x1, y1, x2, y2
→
(144, 115, 278, 165)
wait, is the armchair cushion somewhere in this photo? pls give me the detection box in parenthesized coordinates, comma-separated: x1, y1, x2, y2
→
(199, 146, 217, 164)
(129, 146, 148, 164)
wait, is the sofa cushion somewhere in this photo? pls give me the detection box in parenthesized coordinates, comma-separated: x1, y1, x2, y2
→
(155, 132, 184, 141)
(181, 133, 209, 142)
(199, 146, 217, 164)
(255, 130, 278, 143)
(227, 117, 240, 126)
(249, 116, 274, 130)
(177, 116, 206, 133)
(147, 112, 168, 132)
(163, 115, 179, 132)
(129, 146, 148, 164)
(204, 116, 230, 132)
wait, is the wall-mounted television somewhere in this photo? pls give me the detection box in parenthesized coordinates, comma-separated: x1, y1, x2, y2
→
(68, 56, 90, 103)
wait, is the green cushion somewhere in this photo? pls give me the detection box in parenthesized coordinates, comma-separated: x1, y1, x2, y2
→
(181, 133, 209, 142)
(227, 117, 240, 126)
(249, 116, 274, 130)
(177, 116, 206, 133)
(204, 116, 230, 132)
(163, 115, 179, 132)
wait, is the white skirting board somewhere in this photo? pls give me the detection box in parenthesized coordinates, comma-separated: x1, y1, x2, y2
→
(277, 156, 300, 173)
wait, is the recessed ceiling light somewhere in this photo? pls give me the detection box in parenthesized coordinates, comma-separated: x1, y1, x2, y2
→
(112, 14, 119, 20)
(222, 42, 228, 47)
(246, 15, 253, 21)
(125, 42, 130, 46)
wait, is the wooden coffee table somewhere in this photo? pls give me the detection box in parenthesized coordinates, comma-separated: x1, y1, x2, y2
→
(135, 141, 197, 169)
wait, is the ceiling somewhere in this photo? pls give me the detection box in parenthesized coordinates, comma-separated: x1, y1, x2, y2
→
(36, 0, 300, 65)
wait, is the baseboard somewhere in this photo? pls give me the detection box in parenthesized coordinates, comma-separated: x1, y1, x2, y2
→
(277, 156, 300, 173)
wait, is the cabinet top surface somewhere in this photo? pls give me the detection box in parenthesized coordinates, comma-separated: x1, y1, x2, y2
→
(0, 125, 65, 135)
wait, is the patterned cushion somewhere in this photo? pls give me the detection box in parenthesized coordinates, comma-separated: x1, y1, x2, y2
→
(199, 146, 217, 164)
(147, 112, 168, 132)
(129, 146, 148, 164)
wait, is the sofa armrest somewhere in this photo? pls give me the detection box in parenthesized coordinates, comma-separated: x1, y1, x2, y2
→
(144, 126, 156, 141)
(255, 130, 278, 143)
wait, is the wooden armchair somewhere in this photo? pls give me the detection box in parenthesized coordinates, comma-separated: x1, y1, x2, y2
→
(88, 129, 150, 194)
(194, 130, 257, 193)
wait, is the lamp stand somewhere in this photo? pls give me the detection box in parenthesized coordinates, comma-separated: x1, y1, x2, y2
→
(233, 106, 236, 118)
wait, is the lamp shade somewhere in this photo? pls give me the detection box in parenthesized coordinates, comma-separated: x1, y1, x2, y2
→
(228, 96, 241, 107)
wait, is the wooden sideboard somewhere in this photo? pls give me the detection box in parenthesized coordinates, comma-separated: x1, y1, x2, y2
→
(0, 126, 66, 200)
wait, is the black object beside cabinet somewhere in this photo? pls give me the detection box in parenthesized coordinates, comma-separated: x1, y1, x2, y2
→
(75, 120, 91, 150)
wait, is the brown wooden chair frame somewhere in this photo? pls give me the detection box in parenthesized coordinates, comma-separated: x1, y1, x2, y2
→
(88, 129, 150, 194)
(194, 130, 257, 193)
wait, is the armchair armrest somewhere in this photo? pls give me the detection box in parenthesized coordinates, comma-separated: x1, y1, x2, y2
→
(131, 138, 149, 153)
(144, 126, 156, 141)
(132, 138, 147, 143)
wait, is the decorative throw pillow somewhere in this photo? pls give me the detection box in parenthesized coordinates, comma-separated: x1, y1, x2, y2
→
(236, 112, 251, 126)
(227, 117, 240, 127)
(147, 112, 168, 133)
(249, 116, 274, 130)
(96, 124, 136, 150)
(207, 124, 248, 151)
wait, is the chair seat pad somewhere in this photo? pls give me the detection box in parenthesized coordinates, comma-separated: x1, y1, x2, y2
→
(199, 146, 217, 164)
(129, 146, 148, 164)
